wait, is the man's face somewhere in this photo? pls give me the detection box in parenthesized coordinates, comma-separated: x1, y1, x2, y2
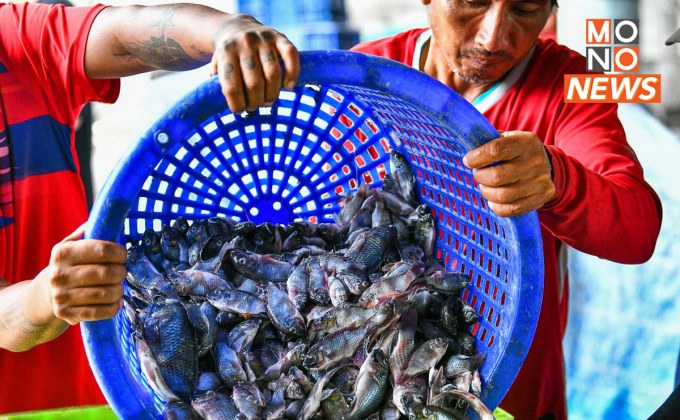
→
(427, 0, 553, 84)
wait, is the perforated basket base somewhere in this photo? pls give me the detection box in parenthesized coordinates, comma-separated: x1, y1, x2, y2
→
(84, 50, 543, 419)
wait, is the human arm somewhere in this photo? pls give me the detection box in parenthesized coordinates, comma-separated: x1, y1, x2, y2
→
(85, 3, 300, 112)
(463, 105, 662, 264)
(0, 225, 126, 352)
(463, 131, 555, 217)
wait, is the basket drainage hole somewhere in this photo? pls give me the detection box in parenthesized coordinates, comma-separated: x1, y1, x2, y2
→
(250, 208, 260, 217)
(273, 202, 282, 210)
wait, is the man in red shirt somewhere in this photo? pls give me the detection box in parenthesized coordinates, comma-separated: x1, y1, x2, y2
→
(0, 2, 299, 413)
(352, 1, 662, 419)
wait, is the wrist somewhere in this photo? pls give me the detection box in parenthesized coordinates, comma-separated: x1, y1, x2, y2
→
(27, 268, 61, 327)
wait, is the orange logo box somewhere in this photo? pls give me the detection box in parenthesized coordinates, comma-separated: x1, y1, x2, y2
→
(587, 19, 612, 44)
(564, 74, 661, 103)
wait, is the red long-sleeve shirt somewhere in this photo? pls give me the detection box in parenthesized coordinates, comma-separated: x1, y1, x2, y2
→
(353, 29, 662, 419)
(0, 3, 119, 413)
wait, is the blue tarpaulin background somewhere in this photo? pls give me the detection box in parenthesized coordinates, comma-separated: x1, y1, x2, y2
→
(564, 103, 680, 419)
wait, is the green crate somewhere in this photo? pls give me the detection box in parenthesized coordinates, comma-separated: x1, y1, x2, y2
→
(0, 406, 116, 420)
(494, 406, 515, 419)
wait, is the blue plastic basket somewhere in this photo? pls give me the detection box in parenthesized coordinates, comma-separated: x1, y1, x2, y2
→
(83, 50, 544, 419)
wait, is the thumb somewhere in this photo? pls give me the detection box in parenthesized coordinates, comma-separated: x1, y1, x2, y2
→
(61, 223, 87, 243)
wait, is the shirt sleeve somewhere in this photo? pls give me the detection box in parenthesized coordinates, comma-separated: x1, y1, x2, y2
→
(0, 3, 120, 124)
(538, 99, 662, 263)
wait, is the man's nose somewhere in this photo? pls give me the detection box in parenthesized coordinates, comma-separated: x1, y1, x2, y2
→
(475, 6, 509, 52)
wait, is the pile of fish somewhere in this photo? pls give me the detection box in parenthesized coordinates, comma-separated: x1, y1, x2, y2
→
(123, 151, 495, 419)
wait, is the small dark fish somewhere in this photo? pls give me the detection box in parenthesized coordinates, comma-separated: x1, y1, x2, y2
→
(126, 246, 176, 300)
(345, 348, 390, 420)
(328, 275, 349, 307)
(390, 309, 418, 382)
(297, 364, 349, 420)
(263, 375, 290, 419)
(381, 172, 402, 197)
(191, 390, 246, 420)
(233, 382, 265, 420)
(141, 229, 165, 268)
(439, 295, 464, 335)
(326, 365, 359, 397)
(358, 260, 425, 309)
(380, 400, 402, 420)
(140, 298, 198, 403)
(306, 257, 331, 306)
(411, 289, 445, 318)
(287, 262, 310, 310)
(224, 318, 262, 352)
(229, 235, 256, 253)
(206, 216, 234, 238)
(443, 354, 485, 379)
(161, 225, 190, 262)
(389, 150, 418, 205)
(307, 304, 376, 341)
(289, 366, 314, 393)
(344, 225, 398, 273)
(337, 183, 370, 226)
(304, 303, 395, 371)
(374, 189, 416, 217)
(459, 303, 479, 330)
(186, 220, 209, 244)
(452, 331, 477, 356)
(206, 290, 266, 318)
(424, 270, 470, 294)
(233, 221, 257, 237)
(260, 342, 307, 381)
(371, 193, 393, 228)
(392, 375, 427, 416)
(409, 404, 468, 420)
(184, 302, 213, 357)
(168, 269, 230, 297)
(266, 282, 306, 339)
(213, 332, 248, 386)
(253, 222, 277, 253)
(429, 389, 495, 420)
(133, 332, 179, 403)
(404, 338, 449, 378)
(287, 220, 318, 237)
(348, 207, 374, 234)
(284, 399, 305, 419)
(172, 216, 191, 236)
(229, 249, 295, 282)
(195, 371, 222, 394)
(410, 204, 437, 257)
(162, 400, 200, 420)
(320, 389, 350, 420)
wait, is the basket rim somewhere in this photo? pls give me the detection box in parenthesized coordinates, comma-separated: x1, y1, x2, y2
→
(83, 50, 544, 418)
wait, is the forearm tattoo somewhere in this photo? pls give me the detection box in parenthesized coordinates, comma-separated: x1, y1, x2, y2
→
(0, 299, 49, 338)
(118, 5, 210, 71)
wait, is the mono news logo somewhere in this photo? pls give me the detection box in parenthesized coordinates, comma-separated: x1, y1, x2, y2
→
(564, 18, 661, 103)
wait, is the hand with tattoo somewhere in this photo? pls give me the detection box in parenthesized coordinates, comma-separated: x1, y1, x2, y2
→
(85, 4, 301, 114)
(210, 14, 300, 113)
